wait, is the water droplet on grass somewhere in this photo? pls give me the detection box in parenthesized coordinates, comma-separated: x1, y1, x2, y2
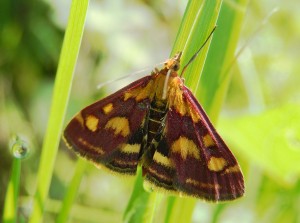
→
(9, 135, 30, 159)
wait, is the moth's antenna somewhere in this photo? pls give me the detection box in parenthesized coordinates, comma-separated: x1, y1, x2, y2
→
(180, 26, 217, 77)
(96, 62, 165, 89)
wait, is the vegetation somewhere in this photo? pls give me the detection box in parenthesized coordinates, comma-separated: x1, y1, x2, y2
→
(1, 0, 299, 222)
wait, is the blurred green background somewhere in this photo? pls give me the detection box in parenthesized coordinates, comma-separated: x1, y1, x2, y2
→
(1, 0, 300, 222)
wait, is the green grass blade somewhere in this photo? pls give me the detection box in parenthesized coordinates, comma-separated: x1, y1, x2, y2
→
(28, 0, 89, 222)
(123, 168, 150, 223)
(123, 1, 215, 221)
(166, 198, 196, 223)
(173, 0, 223, 92)
(166, 1, 222, 222)
(164, 196, 175, 223)
(2, 158, 21, 223)
(3, 136, 30, 223)
(56, 159, 87, 223)
(166, 0, 249, 222)
(171, 0, 204, 55)
(142, 193, 163, 223)
(198, 0, 249, 119)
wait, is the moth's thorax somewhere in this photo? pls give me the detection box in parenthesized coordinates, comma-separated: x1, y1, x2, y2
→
(148, 52, 183, 101)
(151, 70, 183, 102)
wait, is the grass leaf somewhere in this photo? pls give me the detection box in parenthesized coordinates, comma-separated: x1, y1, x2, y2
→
(28, 0, 89, 222)
(166, 0, 249, 221)
(2, 158, 21, 223)
(56, 159, 87, 223)
(198, 0, 249, 121)
(166, 0, 223, 222)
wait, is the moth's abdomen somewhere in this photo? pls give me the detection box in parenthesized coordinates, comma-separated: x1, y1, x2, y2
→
(139, 99, 167, 168)
(146, 99, 167, 147)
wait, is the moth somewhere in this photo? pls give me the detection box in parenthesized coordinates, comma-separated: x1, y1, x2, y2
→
(63, 29, 244, 201)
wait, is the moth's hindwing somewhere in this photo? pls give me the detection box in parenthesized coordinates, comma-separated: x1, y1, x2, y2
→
(143, 79, 244, 201)
(64, 76, 153, 175)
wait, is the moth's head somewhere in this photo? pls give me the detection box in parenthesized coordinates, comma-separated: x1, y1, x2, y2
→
(164, 52, 182, 72)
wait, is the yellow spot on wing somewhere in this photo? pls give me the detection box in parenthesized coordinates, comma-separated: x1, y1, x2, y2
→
(102, 103, 113, 114)
(171, 136, 200, 160)
(78, 137, 104, 155)
(120, 144, 140, 153)
(203, 134, 215, 147)
(114, 159, 138, 166)
(153, 152, 174, 167)
(124, 92, 132, 101)
(188, 105, 201, 124)
(186, 178, 220, 189)
(85, 115, 99, 132)
(124, 80, 153, 101)
(208, 157, 227, 172)
(223, 165, 240, 174)
(105, 117, 130, 137)
(75, 112, 84, 127)
(148, 167, 172, 181)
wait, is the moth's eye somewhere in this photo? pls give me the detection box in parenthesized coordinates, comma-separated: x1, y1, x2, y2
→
(173, 63, 180, 71)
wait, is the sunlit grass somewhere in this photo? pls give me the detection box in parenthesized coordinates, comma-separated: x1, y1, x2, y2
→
(2, 158, 21, 223)
(28, 0, 89, 222)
